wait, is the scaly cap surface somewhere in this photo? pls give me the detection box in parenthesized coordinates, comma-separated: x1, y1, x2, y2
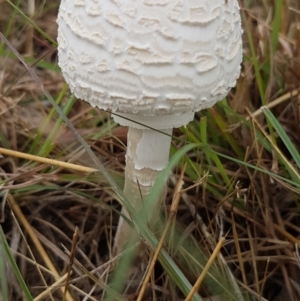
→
(57, 0, 243, 128)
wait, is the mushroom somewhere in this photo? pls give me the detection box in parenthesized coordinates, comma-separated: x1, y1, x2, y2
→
(57, 0, 243, 256)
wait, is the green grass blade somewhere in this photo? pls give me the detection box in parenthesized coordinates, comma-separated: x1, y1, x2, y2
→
(199, 116, 230, 186)
(5, 0, 57, 46)
(0, 231, 9, 301)
(208, 107, 244, 159)
(241, 10, 266, 105)
(211, 148, 300, 190)
(0, 0, 22, 52)
(0, 49, 60, 72)
(37, 94, 75, 158)
(29, 85, 68, 155)
(0, 226, 33, 301)
(271, 0, 284, 54)
(262, 106, 300, 169)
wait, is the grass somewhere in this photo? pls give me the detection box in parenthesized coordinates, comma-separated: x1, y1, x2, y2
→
(0, 0, 300, 300)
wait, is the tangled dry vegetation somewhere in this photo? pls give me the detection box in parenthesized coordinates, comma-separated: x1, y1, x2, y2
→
(0, 1, 300, 301)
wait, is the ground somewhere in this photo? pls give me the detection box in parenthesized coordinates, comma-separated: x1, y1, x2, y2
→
(0, 1, 300, 301)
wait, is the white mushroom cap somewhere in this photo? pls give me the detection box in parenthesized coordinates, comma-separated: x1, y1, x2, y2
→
(57, 0, 243, 129)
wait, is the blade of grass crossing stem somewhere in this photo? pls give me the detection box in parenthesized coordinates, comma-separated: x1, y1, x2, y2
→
(144, 144, 199, 205)
(137, 166, 186, 301)
(0, 226, 33, 301)
(262, 107, 300, 169)
(115, 143, 204, 301)
(199, 116, 230, 186)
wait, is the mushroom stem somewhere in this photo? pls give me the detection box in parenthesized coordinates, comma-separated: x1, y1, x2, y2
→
(113, 126, 172, 256)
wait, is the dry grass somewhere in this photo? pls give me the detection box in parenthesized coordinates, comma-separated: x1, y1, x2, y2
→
(0, 0, 300, 300)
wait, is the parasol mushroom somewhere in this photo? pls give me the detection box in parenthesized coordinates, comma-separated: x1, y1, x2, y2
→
(57, 0, 243, 256)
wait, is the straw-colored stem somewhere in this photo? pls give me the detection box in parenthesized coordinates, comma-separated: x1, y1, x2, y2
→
(113, 127, 172, 256)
